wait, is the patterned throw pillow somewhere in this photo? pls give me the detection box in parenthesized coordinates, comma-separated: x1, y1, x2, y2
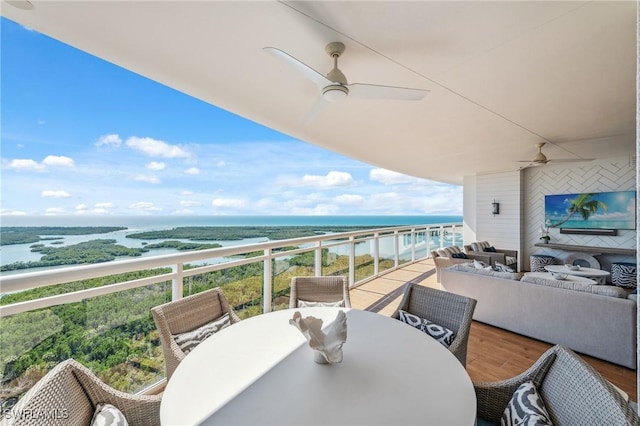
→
(91, 403, 129, 426)
(494, 262, 514, 273)
(173, 313, 231, 354)
(501, 381, 553, 426)
(397, 310, 456, 347)
(297, 299, 345, 308)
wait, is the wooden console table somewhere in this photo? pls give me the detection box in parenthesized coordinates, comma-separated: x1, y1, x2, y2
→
(534, 242, 636, 256)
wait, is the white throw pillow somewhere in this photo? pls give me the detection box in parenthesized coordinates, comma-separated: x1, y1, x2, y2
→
(173, 313, 231, 354)
(397, 310, 456, 347)
(91, 403, 128, 426)
(297, 299, 345, 308)
(501, 381, 553, 426)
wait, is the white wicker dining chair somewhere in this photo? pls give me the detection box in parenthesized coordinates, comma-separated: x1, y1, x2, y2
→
(0, 358, 161, 426)
(474, 345, 639, 425)
(151, 287, 240, 380)
(289, 276, 351, 308)
(391, 283, 476, 367)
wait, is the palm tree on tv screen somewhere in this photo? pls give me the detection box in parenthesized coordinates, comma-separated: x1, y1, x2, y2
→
(549, 193, 607, 228)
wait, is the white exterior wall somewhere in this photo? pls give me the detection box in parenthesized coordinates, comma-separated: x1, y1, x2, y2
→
(522, 156, 637, 269)
(473, 171, 523, 269)
(463, 175, 477, 245)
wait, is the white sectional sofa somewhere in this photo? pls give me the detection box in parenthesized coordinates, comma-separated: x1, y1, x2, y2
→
(440, 263, 637, 369)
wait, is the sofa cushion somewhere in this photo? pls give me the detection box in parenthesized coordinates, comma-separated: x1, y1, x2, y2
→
(471, 241, 490, 252)
(521, 274, 628, 298)
(436, 246, 462, 258)
(450, 262, 523, 280)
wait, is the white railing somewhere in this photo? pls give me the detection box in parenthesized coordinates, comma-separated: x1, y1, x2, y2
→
(0, 223, 462, 317)
(0, 222, 461, 402)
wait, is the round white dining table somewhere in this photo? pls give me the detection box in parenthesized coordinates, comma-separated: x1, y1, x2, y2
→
(160, 307, 477, 426)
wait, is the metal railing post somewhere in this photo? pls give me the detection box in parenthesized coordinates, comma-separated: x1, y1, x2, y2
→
(411, 228, 416, 262)
(263, 248, 273, 313)
(373, 232, 380, 276)
(348, 236, 356, 287)
(394, 231, 399, 268)
(315, 241, 322, 276)
(171, 263, 184, 301)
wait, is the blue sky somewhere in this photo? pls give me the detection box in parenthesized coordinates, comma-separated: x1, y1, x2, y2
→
(1, 17, 462, 218)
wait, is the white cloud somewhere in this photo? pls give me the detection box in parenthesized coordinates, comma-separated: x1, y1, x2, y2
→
(95, 134, 122, 147)
(126, 136, 190, 158)
(185, 167, 200, 175)
(129, 201, 162, 212)
(75, 204, 88, 211)
(45, 207, 66, 215)
(173, 209, 195, 215)
(211, 198, 246, 209)
(370, 168, 415, 185)
(180, 200, 202, 207)
(146, 161, 166, 171)
(95, 202, 115, 209)
(5, 159, 45, 172)
(37, 119, 46, 125)
(334, 194, 363, 204)
(41, 190, 71, 198)
(0, 209, 27, 216)
(134, 174, 161, 184)
(300, 171, 354, 189)
(43, 155, 74, 168)
(181, 190, 194, 196)
(216, 160, 226, 167)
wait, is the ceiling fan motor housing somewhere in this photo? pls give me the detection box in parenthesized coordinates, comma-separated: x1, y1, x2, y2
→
(322, 84, 349, 102)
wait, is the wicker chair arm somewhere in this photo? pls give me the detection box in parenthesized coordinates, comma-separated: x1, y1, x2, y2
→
(496, 249, 518, 259)
(465, 252, 493, 264)
(71, 360, 162, 426)
(474, 348, 557, 423)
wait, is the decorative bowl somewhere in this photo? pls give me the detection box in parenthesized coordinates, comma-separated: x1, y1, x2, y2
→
(565, 264, 580, 271)
(551, 272, 568, 280)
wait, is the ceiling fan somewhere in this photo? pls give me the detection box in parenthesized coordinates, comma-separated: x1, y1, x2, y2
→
(263, 42, 428, 120)
(518, 142, 593, 168)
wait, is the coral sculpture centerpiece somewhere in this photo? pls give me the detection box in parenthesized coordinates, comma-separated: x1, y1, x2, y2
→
(289, 310, 347, 364)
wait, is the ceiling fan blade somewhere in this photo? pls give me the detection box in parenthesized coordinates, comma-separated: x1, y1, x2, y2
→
(263, 47, 332, 88)
(547, 158, 595, 163)
(347, 83, 428, 101)
(303, 97, 328, 124)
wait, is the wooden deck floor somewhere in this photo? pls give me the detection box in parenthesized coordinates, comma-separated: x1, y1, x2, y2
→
(351, 259, 638, 401)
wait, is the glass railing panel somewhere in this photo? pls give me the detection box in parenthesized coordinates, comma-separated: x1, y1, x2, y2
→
(321, 244, 350, 277)
(353, 240, 374, 283)
(377, 234, 396, 273)
(0, 281, 171, 410)
(184, 260, 265, 320)
(414, 230, 428, 259)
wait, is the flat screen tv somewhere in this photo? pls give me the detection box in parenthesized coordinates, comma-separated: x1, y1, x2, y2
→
(544, 190, 636, 230)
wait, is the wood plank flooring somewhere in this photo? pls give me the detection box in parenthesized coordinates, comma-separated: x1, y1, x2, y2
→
(351, 259, 638, 401)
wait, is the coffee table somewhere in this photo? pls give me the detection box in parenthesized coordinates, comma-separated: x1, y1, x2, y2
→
(544, 265, 610, 284)
(160, 307, 476, 425)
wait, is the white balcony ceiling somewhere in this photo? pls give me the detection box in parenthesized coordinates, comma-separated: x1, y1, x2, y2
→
(2, 1, 636, 185)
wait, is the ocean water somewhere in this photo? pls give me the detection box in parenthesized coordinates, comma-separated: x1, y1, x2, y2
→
(1, 215, 462, 229)
(0, 215, 462, 267)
